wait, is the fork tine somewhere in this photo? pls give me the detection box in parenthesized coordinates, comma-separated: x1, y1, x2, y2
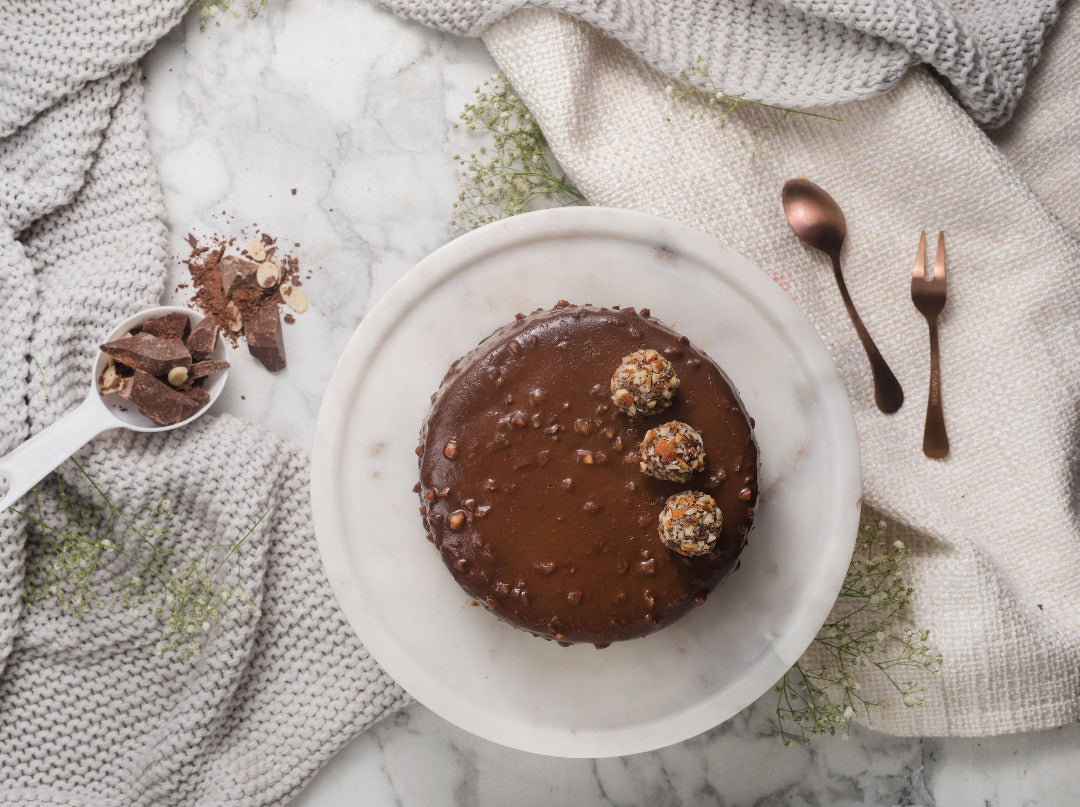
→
(912, 231, 927, 280)
(934, 232, 946, 284)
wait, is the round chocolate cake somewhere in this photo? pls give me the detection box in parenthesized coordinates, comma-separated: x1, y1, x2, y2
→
(417, 303, 758, 646)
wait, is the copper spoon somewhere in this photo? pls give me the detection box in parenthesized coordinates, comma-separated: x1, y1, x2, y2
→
(782, 179, 904, 413)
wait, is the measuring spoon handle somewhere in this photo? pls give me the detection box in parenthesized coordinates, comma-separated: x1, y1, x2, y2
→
(0, 394, 117, 512)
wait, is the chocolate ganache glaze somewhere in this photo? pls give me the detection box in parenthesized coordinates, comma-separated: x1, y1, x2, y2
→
(417, 303, 758, 646)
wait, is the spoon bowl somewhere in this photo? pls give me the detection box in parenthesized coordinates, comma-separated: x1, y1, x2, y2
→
(781, 179, 847, 256)
(782, 179, 904, 414)
(0, 306, 228, 510)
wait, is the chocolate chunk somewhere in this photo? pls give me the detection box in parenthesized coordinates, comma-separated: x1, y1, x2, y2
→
(246, 297, 286, 372)
(126, 370, 202, 426)
(100, 333, 191, 377)
(220, 255, 260, 297)
(183, 386, 212, 407)
(139, 312, 190, 341)
(189, 359, 230, 379)
(185, 317, 219, 361)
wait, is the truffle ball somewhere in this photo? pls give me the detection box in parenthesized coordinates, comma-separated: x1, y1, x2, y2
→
(639, 420, 706, 482)
(658, 491, 723, 557)
(610, 348, 679, 417)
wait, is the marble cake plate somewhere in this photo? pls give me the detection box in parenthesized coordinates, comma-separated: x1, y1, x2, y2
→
(312, 207, 861, 758)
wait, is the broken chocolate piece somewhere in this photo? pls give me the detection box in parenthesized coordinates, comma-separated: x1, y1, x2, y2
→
(185, 317, 219, 361)
(126, 370, 202, 426)
(183, 386, 212, 407)
(188, 359, 230, 379)
(100, 333, 191, 377)
(246, 297, 286, 372)
(139, 312, 190, 341)
(220, 255, 260, 297)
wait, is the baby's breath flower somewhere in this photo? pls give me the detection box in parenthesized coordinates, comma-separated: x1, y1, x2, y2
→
(12, 459, 268, 660)
(775, 520, 942, 745)
(195, 0, 268, 29)
(450, 74, 585, 230)
(669, 58, 840, 154)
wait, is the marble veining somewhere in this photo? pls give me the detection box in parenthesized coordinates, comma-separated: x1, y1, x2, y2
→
(141, 1, 1080, 803)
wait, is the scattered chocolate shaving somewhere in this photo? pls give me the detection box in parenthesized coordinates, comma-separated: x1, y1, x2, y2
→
(230, 284, 268, 332)
(181, 229, 309, 373)
(246, 297, 286, 372)
(100, 333, 191, 377)
(140, 311, 190, 341)
(220, 255, 260, 297)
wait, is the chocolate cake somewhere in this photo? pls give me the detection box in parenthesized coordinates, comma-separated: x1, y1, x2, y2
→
(417, 303, 758, 646)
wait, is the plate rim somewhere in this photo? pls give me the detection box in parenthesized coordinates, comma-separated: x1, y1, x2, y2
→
(312, 207, 861, 757)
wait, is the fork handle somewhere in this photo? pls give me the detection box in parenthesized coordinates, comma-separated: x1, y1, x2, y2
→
(923, 320, 949, 459)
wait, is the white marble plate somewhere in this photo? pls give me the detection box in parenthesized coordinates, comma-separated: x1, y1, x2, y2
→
(312, 207, 860, 758)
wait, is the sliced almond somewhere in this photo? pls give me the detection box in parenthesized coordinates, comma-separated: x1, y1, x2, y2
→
(99, 364, 121, 394)
(279, 283, 308, 314)
(256, 259, 281, 289)
(226, 300, 243, 332)
(246, 238, 267, 262)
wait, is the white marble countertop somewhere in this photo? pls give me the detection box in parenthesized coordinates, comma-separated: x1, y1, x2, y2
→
(141, 1, 1080, 804)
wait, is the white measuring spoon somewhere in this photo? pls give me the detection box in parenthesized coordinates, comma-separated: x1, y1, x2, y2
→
(0, 306, 229, 511)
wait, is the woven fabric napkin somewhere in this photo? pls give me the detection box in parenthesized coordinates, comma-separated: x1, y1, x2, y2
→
(474, 8, 1080, 735)
(0, 3, 405, 804)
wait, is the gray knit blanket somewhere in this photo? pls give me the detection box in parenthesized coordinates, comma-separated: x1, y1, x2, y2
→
(380, 0, 1062, 127)
(0, 0, 1064, 803)
(0, 3, 406, 804)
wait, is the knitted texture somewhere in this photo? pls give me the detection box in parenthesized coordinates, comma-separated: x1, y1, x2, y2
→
(482, 7, 1080, 736)
(0, 2, 406, 803)
(378, 0, 1063, 127)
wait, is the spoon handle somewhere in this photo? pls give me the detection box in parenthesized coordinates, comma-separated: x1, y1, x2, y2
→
(829, 253, 904, 413)
(0, 393, 116, 512)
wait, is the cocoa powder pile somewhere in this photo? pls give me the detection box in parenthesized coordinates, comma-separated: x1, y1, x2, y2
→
(183, 232, 307, 372)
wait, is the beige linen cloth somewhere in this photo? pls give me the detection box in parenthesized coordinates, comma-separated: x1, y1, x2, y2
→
(479, 8, 1080, 736)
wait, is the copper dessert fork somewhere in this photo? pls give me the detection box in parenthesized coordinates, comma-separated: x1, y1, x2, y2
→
(911, 232, 949, 458)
